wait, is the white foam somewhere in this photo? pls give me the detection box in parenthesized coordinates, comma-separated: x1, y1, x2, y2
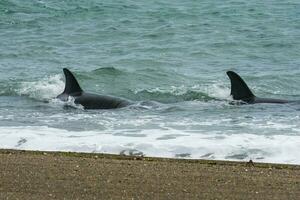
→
(205, 83, 231, 100)
(1, 126, 300, 164)
(134, 83, 231, 100)
(134, 85, 191, 96)
(16, 74, 64, 100)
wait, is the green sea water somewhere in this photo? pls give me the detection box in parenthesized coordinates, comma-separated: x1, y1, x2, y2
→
(0, 0, 300, 164)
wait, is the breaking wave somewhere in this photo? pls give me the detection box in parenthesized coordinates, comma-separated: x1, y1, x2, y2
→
(1, 126, 300, 164)
(132, 84, 231, 103)
(16, 74, 64, 100)
(0, 74, 64, 101)
(0, 72, 232, 104)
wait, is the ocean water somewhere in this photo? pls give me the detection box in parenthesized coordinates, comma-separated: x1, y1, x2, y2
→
(1, 0, 300, 164)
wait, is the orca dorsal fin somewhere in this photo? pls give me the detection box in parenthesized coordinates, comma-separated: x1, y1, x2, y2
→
(226, 71, 255, 102)
(62, 68, 83, 95)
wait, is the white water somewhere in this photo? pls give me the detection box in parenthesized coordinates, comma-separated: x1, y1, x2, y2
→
(1, 74, 300, 165)
(1, 126, 300, 164)
(16, 74, 64, 100)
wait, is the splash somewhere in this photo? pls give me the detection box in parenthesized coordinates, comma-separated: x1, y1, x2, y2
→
(53, 96, 85, 110)
(205, 83, 231, 100)
(16, 74, 64, 100)
(133, 83, 231, 103)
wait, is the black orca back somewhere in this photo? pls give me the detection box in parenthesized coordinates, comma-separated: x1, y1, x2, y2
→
(57, 68, 131, 109)
(226, 71, 255, 103)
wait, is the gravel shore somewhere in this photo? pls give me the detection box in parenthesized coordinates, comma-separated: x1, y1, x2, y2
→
(1, 149, 300, 199)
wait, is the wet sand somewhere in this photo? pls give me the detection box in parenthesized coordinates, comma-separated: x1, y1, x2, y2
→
(0, 149, 300, 200)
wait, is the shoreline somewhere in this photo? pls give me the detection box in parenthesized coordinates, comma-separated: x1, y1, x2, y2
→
(1, 149, 300, 199)
(1, 148, 300, 169)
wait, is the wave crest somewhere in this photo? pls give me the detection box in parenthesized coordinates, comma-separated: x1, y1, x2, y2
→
(91, 67, 124, 76)
(133, 84, 230, 103)
(16, 74, 64, 100)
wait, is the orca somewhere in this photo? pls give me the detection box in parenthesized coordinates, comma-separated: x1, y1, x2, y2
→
(226, 71, 290, 104)
(57, 68, 131, 109)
